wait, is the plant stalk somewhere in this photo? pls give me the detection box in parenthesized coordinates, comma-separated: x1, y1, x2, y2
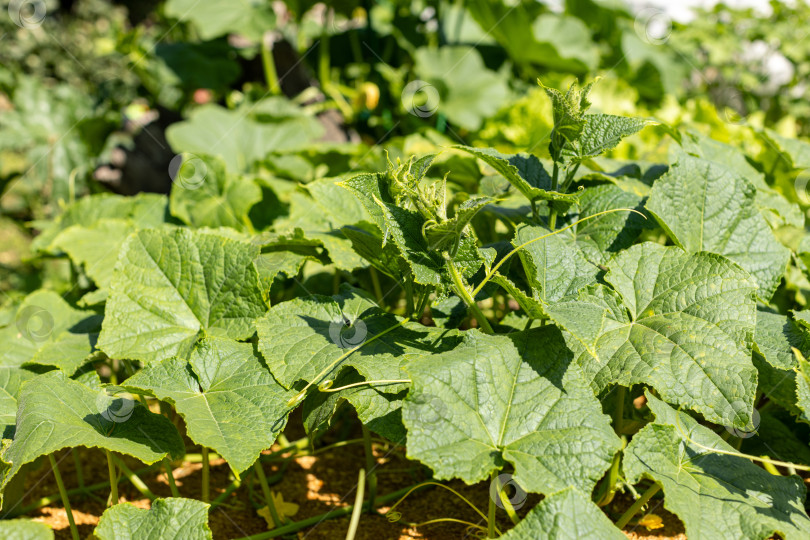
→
(164, 458, 180, 497)
(361, 425, 377, 514)
(110, 455, 156, 500)
(548, 162, 560, 230)
(261, 31, 280, 95)
(615, 483, 661, 529)
(71, 448, 84, 491)
(345, 469, 365, 540)
(254, 461, 284, 527)
(487, 470, 497, 538)
(106, 450, 118, 505)
(48, 454, 80, 540)
(201, 447, 210, 503)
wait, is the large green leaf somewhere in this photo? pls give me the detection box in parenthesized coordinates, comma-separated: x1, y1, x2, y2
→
(98, 228, 266, 363)
(455, 147, 579, 204)
(402, 328, 620, 494)
(514, 224, 598, 303)
(0, 372, 184, 499)
(571, 183, 647, 264)
(412, 47, 510, 131)
(624, 392, 810, 540)
(545, 242, 757, 427)
(0, 290, 98, 372)
(500, 487, 624, 540)
(0, 520, 53, 540)
(50, 219, 135, 293)
(256, 286, 462, 432)
(0, 368, 36, 438)
(164, 0, 274, 42)
(125, 337, 293, 473)
(94, 497, 211, 540)
(561, 114, 654, 163)
(646, 154, 789, 299)
(465, 2, 598, 72)
(165, 102, 323, 173)
(31, 193, 168, 253)
(169, 154, 261, 232)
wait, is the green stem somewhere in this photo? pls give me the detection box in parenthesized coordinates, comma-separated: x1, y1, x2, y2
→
(362, 425, 377, 514)
(493, 474, 520, 525)
(548, 162, 560, 230)
(446, 258, 493, 334)
(210, 471, 244, 510)
(613, 386, 626, 435)
(71, 449, 84, 491)
(615, 483, 661, 529)
(596, 436, 625, 507)
(530, 198, 539, 223)
(369, 268, 383, 305)
(164, 458, 180, 497)
(403, 280, 415, 318)
(345, 469, 365, 540)
(414, 289, 431, 321)
(254, 461, 284, 526)
(201, 447, 210, 503)
(487, 471, 497, 538)
(261, 32, 280, 95)
(110, 456, 156, 500)
(319, 12, 331, 91)
(106, 450, 118, 506)
(237, 483, 429, 540)
(49, 455, 79, 540)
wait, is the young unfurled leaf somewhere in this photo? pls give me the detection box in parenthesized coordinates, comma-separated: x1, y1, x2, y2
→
(545, 243, 758, 427)
(341, 169, 483, 288)
(403, 327, 620, 494)
(646, 154, 790, 299)
(94, 497, 212, 540)
(0, 372, 184, 503)
(541, 80, 597, 159)
(98, 228, 266, 363)
(124, 337, 293, 473)
(500, 487, 624, 540)
(624, 392, 810, 539)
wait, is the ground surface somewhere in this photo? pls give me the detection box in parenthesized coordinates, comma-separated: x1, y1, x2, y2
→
(7, 411, 689, 539)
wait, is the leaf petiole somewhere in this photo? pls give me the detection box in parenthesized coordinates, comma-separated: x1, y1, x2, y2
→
(49, 454, 80, 540)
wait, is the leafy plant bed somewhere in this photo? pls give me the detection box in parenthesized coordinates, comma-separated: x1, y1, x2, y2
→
(5, 74, 810, 540)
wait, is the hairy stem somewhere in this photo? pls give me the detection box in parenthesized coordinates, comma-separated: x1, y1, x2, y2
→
(111, 455, 156, 500)
(49, 454, 79, 540)
(548, 162, 560, 230)
(446, 258, 493, 333)
(261, 32, 280, 95)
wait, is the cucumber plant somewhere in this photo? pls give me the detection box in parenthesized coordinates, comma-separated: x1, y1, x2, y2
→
(3, 78, 810, 540)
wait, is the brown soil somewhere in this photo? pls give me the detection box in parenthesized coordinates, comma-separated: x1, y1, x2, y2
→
(9, 414, 687, 539)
